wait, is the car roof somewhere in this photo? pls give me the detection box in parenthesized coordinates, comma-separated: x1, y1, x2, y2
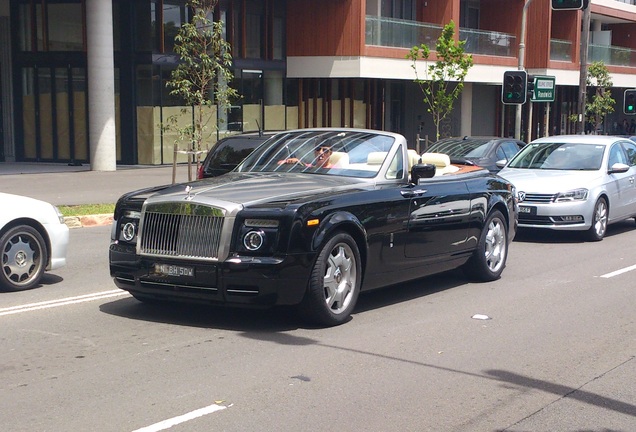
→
(529, 135, 629, 146)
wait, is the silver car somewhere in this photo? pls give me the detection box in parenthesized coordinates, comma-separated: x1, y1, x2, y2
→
(498, 135, 636, 241)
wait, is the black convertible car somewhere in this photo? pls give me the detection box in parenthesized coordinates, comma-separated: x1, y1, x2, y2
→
(110, 128, 518, 326)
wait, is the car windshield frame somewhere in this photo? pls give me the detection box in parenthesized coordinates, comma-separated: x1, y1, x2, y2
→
(506, 142, 604, 171)
(235, 130, 398, 179)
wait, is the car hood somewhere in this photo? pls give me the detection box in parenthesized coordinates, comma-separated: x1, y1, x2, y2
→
(498, 168, 603, 193)
(0, 192, 62, 225)
(142, 173, 373, 208)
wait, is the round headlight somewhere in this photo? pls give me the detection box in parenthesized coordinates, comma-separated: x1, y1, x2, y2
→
(122, 222, 136, 241)
(243, 230, 265, 251)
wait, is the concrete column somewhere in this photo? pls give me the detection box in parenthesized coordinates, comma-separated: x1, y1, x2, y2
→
(86, 0, 116, 171)
(460, 83, 473, 136)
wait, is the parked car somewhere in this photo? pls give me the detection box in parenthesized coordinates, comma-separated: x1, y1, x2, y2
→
(197, 131, 277, 179)
(426, 136, 525, 173)
(498, 135, 636, 241)
(109, 128, 517, 326)
(0, 193, 69, 291)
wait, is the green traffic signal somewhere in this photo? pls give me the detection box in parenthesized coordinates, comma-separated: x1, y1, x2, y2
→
(624, 89, 636, 115)
(551, 0, 585, 10)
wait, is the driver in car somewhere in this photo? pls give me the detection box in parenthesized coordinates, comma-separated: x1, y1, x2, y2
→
(279, 145, 333, 168)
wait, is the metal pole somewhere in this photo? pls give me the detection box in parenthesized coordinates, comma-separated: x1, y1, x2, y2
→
(515, 0, 534, 141)
(578, 5, 591, 135)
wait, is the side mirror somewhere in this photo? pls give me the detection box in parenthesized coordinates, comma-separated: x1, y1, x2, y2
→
(411, 163, 436, 184)
(609, 162, 630, 174)
(495, 159, 508, 168)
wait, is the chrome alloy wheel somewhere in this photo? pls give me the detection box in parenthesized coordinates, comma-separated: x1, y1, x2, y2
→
(323, 242, 357, 315)
(484, 217, 506, 273)
(2, 230, 44, 288)
(592, 199, 608, 238)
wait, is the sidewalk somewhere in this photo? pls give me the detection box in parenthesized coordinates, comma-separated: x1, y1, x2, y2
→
(0, 162, 197, 227)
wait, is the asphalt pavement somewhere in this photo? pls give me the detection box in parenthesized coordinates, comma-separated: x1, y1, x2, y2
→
(0, 162, 194, 206)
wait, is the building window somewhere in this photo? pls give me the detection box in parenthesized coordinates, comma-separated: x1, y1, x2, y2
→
(18, 0, 84, 52)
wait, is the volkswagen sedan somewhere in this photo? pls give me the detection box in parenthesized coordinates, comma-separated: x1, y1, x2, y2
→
(110, 128, 517, 326)
(498, 135, 636, 241)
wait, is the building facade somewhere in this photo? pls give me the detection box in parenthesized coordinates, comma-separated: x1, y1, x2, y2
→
(0, 0, 635, 168)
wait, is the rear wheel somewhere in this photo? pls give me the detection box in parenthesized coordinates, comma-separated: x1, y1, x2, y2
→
(298, 232, 361, 327)
(586, 198, 608, 242)
(463, 210, 508, 282)
(0, 225, 48, 291)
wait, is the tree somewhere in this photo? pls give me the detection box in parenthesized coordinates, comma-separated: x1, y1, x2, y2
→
(165, 0, 238, 182)
(406, 21, 473, 141)
(585, 61, 615, 134)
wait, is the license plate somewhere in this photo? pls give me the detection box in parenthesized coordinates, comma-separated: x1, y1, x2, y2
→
(519, 205, 535, 215)
(154, 263, 194, 277)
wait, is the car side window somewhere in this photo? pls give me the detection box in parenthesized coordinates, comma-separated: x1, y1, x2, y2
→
(608, 143, 628, 167)
(621, 141, 636, 166)
(500, 141, 522, 160)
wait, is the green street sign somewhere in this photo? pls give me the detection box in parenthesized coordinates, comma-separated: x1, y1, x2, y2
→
(531, 76, 556, 102)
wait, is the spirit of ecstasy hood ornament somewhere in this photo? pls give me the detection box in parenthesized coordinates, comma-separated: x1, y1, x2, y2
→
(184, 185, 194, 201)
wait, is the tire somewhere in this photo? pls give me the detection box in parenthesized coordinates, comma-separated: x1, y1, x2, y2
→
(586, 198, 608, 242)
(0, 225, 48, 291)
(298, 232, 361, 327)
(463, 210, 508, 282)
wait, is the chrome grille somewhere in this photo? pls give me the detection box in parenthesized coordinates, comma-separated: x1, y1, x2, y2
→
(139, 202, 225, 260)
(521, 193, 555, 204)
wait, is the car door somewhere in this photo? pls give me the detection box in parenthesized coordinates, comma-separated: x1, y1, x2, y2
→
(619, 140, 636, 215)
(606, 142, 636, 219)
(403, 178, 471, 260)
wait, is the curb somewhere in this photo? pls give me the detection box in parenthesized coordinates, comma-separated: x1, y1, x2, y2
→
(64, 214, 114, 229)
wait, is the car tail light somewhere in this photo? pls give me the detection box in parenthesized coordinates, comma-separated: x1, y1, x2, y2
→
(197, 164, 204, 179)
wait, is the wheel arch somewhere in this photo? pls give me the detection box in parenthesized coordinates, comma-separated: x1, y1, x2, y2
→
(311, 211, 368, 278)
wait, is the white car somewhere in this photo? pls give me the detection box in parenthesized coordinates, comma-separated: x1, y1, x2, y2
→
(0, 193, 69, 290)
(498, 135, 636, 241)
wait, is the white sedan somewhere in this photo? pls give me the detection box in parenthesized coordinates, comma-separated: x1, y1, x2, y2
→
(0, 193, 69, 290)
(498, 135, 636, 241)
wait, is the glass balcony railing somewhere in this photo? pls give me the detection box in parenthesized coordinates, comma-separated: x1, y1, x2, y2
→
(550, 39, 572, 61)
(458, 28, 516, 56)
(588, 44, 636, 67)
(365, 16, 442, 49)
(365, 16, 516, 57)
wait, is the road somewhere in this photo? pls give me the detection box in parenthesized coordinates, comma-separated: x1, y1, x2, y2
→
(1, 223, 635, 431)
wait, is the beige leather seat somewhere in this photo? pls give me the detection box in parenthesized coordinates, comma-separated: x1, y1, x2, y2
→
(328, 151, 349, 167)
(420, 152, 459, 176)
(407, 149, 421, 171)
(367, 151, 388, 165)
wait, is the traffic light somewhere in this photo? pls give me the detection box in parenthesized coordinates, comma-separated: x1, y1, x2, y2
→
(551, 0, 587, 10)
(502, 70, 527, 105)
(526, 74, 535, 101)
(624, 89, 636, 115)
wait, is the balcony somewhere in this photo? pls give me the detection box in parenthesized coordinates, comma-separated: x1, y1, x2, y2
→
(365, 16, 516, 57)
(365, 16, 442, 49)
(458, 28, 516, 57)
(588, 44, 636, 67)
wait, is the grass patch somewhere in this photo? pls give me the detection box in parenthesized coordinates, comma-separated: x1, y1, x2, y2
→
(58, 203, 115, 217)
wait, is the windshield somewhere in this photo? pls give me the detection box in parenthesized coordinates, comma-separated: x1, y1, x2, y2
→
(506, 142, 604, 170)
(235, 130, 396, 178)
(428, 138, 492, 158)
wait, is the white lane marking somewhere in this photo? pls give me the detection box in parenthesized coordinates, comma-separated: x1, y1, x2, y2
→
(0, 290, 129, 316)
(132, 404, 228, 432)
(600, 264, 636, 279)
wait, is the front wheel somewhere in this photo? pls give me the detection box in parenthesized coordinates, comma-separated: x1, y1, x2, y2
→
(298, 232, 361, 327)
(0, 225, 48, 291)
(463, 210, 508, 282)
(586, 198, 608, 242)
